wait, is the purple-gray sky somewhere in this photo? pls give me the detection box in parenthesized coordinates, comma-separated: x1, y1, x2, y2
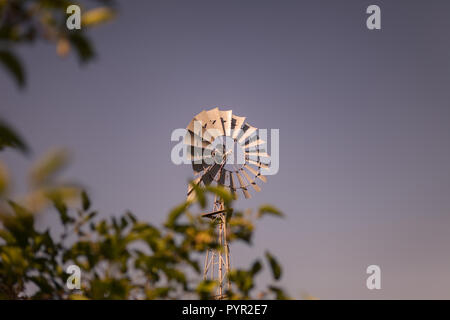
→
(2, 0, 450, 299)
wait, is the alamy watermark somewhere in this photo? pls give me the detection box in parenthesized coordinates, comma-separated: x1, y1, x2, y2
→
(366, 265, 381, 290)
(66, 264, 81, 290)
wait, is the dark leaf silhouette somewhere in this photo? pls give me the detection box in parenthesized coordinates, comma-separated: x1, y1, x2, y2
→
(69, 33, 96, 63)
(0, 119, 28, 153)
(265, 251, 282, 280)
(0, 50, 25, 88)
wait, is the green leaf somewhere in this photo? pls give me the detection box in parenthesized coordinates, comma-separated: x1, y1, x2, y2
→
(52, 197, 73, 226)
(86, 211, 98, 221)
(189, 181, 206, 208)
(0, 119, 29, 154)
(81, 190, 91, 211)
(205, 185, 233, 205)
(165, 202, 189, 228)
(82, 7, 116, 27)
(29, 149, 69, 186)
(265, 251, 282, 280)
(0, 229, 15, 244)
(8, 200, 32, 218)
(268, 285, 289, 300)
(228, 269, 254, 296)
(68, 33, 95, 63)
(125, 211, 137, 224)
(4, 201, 35, 246)
(0, 161, 9, 194)
(257, 205, 283, 218)
(0, 50, 25, 88)
(196, 280, 216, 300)
(250, 260, 262, 276)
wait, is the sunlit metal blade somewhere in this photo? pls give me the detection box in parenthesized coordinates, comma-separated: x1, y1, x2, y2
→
(184, 132, 211, 148)
(238, 124, 257, 144)
(187, 153, 212, 162)
(187, 145, 214, 165)
(235, 171, 251, 199)
(247, 159, 269, 169)
(187, 175, 203, 201)
(244, 164, 267, 183)
(243, 139, 266, 149)
(203, 107, 223, 138)
(219, 110, 232, 137)
(229, 172, 238, 199)
(244, 151, 269, 158)
(201, 163, 221, 185)
(193, 110, 209, 125)
(186, 118, 214, 143)
(187, 191, 196, 202)
(186, 118, 201, 134)
(240, 169, 261, 192)
(192, 163, 205, 174)
(231, 115, 246, 140)
(218, 168, 226, 185)
(193, 111, 216, 141)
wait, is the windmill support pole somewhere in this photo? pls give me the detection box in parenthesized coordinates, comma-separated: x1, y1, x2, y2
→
(202, 195, 231, 299)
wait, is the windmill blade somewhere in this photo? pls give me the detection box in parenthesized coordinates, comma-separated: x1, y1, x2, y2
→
(187, 145, 214, 165)
(231, 115, 246, 140)
(247, 159, 269, 169)
(238, 124, 257, 144)
(187, 190, 196, 202)
(229, 171, 238, 199)
(184, 132, 211, 148)
(186, 118, 214, 143)
(188, 153, 212, 163)
(205, 107, 223, 130)
(193, 110, 217, 141)
(219, 110, 232, 137)
(187, 144, 214, 157)
(240, 169, 261, 192)
(244, 150, 270, 158)
(186, 118, 202, 135)
(218, 168, 227, 186)
(201, 163, 221, 185)
(244, 164, 267, 183)
(243, 138, 266, 149)
(198, 107, 223, 138)
(192, 162, 206, 174)
(235, 170, 251, 199)
(187, 175, 203, 201)
(246, 155, 270, 166)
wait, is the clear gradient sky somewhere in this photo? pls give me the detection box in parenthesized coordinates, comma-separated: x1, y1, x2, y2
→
(2, 0, 450, 299)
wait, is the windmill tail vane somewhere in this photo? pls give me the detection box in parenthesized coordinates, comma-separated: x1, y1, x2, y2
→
(183, 106, 270, 299)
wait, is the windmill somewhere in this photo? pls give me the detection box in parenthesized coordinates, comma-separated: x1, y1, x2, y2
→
(184, 107, 269, 299)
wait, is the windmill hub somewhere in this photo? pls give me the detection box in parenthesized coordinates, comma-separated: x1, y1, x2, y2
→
(210, 141, 244, 170)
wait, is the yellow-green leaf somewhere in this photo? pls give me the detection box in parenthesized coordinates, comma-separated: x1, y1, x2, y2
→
(82, 8, 116, 27)
(265, 251, 282, 280)
(29, 149, 69, 186)
(258, 205, 283, 218)
(0, 161, 9, 194)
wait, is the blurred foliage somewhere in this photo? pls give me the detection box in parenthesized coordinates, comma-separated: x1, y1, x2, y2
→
(0, 0, 116, 88)
(0, 128, 289, 300)
(1, 0, 290, 301)
(0, 118, 28, 153)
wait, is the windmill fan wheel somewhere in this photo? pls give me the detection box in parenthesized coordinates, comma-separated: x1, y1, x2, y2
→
(185, 107, 269, 201)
